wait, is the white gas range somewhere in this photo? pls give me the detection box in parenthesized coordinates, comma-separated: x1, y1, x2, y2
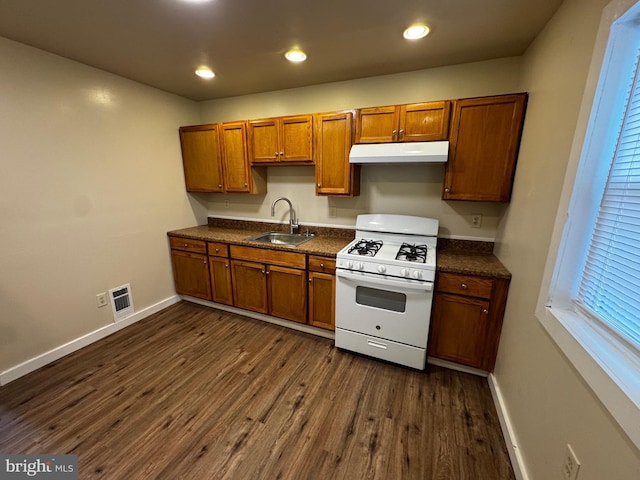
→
(334, 214, 438, 370)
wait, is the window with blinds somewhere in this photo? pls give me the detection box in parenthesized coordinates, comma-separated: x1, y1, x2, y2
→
(577, 52, 640, 350)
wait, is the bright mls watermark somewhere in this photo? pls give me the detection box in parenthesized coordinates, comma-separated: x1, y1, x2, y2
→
(0, 455, 77, 479)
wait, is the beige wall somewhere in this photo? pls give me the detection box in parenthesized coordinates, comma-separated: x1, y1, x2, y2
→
(494, 0, 640, 479)
(0, 37, 204, 373)
(199, 58, 523, 239)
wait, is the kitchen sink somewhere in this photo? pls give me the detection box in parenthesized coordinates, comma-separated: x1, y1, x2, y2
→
(245, 231, 315, 247)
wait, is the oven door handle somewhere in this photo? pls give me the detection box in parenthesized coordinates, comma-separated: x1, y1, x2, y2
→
(336, 268, 433, 292)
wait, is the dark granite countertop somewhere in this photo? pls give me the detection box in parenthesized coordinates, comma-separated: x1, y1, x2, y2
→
(167, 218, 354, 257)
(168, 218, 511, 279)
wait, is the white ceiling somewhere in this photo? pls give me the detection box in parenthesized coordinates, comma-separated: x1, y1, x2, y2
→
(0, 0, 563, 101)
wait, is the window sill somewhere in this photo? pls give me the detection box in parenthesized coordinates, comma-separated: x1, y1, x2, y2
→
(537, 306, 640, 449)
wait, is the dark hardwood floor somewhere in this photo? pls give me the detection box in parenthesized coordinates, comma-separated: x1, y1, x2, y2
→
(0, 301, 514, 479)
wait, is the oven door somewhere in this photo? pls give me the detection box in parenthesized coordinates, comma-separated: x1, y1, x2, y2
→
(334, 268, 433, 348)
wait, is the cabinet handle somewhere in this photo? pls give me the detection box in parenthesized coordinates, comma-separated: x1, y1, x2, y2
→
(483, 309, 489, 315)
(218, 184, 222, 188)
(266, 270, 270, 275)
(275, 152, 278, 157)
(392, 129, 397, 135)
(445, 187, 450, 193)
(261, 270, 265, 274)
(399, 129, 405, 136)
(225, 263, 229, 268)
(317, 183, 321, 188)
(280, 151, 284, 156)
(184, 243, 188, 247)
(203, 260, 207, 264)
(244, 183, 248, 187)
(309, 278, 312, 283)
(215, 248, 219, 253)
(461, 283, 468, 289)
(320, 263, 324, 268)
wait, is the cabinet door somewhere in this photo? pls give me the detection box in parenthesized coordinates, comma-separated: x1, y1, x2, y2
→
(399, 101, 451, 142)
(280, 115, 313, 163)
(308, 271, 335, 330)
(314, 111, 360, 196)
(267, 265, 307, 323)
(171, 250, 212, 300)
(248, 119, 279, 164)
(444, 94, 527, 202)
(220, 121, 252, 192)
(179, 125, 224, 192)
(209, 257, 233, 305)
(231, 260, 268, 313)
(355, 106, 399, 143)
(429, 293, 490, 369)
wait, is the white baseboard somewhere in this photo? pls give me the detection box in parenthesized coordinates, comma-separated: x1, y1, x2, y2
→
(427, 357, 489, 377)
(0, 295, 181, 386)
(488, 373, 529, 480)
(182, 296, 336, 340)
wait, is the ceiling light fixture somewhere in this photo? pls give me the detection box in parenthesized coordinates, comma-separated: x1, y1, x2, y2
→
(195, 67, 215, 79)
(403, 24, 430, 40)
(285, 49, 307, 63)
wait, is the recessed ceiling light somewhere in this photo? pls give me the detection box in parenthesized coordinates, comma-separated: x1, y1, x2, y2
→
(195, 67, 215, 79)
(285, 49, 307, 62)
(403, 24, 430, 40)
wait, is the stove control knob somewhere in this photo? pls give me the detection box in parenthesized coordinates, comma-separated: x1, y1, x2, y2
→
(357, 262, 365, 270)
(411, 270, 422, 279)
(377, 265, 386, 274)
(400, 268, 409, 277)
(346, 260, 353, 269)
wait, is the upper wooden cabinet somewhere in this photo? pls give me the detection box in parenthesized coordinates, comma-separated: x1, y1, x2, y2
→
(248, 115, 313, 165)
(314, 111, 360, 196)
(443, 93, 527, 202)
(179, 124, 224, 192)
(219, 121, 267, 194)
(355, 101, 451, 143)
(179, 122, 266, 194)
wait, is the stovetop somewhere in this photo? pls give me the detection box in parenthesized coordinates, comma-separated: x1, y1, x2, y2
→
(336, 214, 439, 281)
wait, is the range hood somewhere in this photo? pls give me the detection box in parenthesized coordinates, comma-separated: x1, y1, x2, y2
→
(349, 141, 449, 165)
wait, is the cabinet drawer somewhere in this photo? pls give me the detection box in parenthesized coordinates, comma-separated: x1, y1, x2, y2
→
(308, 256, 336, 274)
(169, 237, 207, 254)
(436, 272, 494, 299)
(208, 242, 229, 257)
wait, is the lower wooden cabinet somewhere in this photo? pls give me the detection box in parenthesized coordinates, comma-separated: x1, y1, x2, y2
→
(230, 246, 307, 323)
(308, 256, 336, 330)
(169, 237, 212, 300)
(429, 272, 510, 371)
(170, 237, 337, 330)
(208, 242, 233, 305)
(267, 265, 307, 324)
(231, 259, 268, 313)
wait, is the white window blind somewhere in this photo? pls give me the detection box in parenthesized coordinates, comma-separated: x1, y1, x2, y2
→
(577, 51, 640, 349)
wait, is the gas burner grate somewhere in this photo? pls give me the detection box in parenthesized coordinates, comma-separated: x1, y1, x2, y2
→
(395, 243, 428, 263)
(348, 239, 383, 256)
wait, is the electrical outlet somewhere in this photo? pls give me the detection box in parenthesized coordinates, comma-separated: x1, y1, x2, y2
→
(471, 214, 482, 228)
(562, 444, 581, 480)
(224, 199, 230, 209)
(96, 293, 108, 308)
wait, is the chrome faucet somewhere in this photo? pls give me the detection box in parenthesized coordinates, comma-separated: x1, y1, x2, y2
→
(271, 197, 299, 234)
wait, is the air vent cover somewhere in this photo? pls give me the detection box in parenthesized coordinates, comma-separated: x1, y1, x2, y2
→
(109, 283, 134, 321)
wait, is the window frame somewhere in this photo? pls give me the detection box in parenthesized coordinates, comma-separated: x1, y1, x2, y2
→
(537, 0, 640, 450)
